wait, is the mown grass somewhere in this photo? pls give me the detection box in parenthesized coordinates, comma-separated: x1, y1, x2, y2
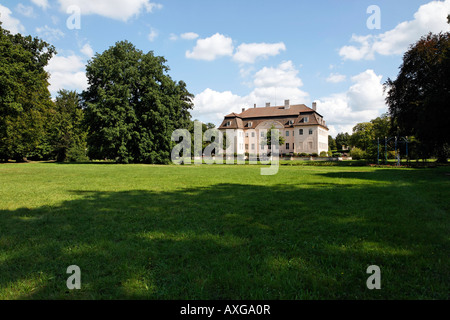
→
(0, 163, 448, 300)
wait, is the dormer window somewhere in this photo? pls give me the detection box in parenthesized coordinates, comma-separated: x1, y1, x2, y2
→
(226, 121, 231, 127)
(303, 117, 309, 123)
(288, 120, 294, 125)
(248, 122, 253, 127)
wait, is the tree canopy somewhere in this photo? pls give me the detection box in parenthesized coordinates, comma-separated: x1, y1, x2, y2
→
(385, 32, 450, 162)
(82, 41, 193, 164)
(0, 23, 56, 162)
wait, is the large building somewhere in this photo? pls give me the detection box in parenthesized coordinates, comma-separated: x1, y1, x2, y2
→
(218, 100, 329, 155)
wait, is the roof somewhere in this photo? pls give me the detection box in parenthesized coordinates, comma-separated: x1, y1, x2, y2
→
(219, 104, 328, 130)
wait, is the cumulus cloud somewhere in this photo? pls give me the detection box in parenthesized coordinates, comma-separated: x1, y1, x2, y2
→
(192, 61, 309, 125)
(16, 4, 35, 17)
(148, 27, 158, 42)
(186, 33, 234, 61)
(57, 0, 162, 22)
(180, 32, 199, 40)
(31, 0, 50, 9)
(317, 69, 387, 136)
(339, 0, 450, 60)
(35, 25, 65, 42)
(81, 43, 94, 57)
(0, 5, 25, 34)
(45, 54, 88, 96)
(233, 42, 286, 64)
(326, 73, 347, 83)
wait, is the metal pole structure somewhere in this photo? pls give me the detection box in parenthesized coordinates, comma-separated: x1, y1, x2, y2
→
(385, 136, 388, 165)
(377, 138, 380, 165)
(395, 136, 399, 166)
(406, 137, 409, 164)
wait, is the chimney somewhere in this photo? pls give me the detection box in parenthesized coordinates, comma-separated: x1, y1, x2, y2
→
(312, 102, 317, 111)
(254, 104, 256, 108)
(242, 108, 245, 113)
(284, 100, 290, 109)
(266, 102, 271, 107)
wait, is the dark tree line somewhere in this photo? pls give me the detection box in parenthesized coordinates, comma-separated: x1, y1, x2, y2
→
(0, 23, 194, 164)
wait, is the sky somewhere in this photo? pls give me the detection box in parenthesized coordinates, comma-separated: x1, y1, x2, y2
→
(1, 0, 449, 137)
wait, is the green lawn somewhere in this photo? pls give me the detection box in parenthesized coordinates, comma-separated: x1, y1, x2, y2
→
(0, 163, 448, 300)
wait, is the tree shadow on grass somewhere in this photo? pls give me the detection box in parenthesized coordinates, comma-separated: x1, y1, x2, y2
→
(0, 181, 448, 300)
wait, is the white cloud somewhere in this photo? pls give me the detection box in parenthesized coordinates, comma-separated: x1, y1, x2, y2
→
(45, 54, 88, 96)
(16, 4, 35, 17)
(31, 0, 49, 9)
(340, 0, 450, 60)
(192, 61, 309, 125)
(35, 25, 65, 42)
(186, 33, 234, 61)
(81, 43, 94, 57)
(148, 27, 158, 42)
(57, 0, 162, 22)
(233, 42, 286, 64)
(180, 32, 199, 40)
(326, 73, 347, 83)
(253, 61, 303, 88)
(317, 69, 387, 136)
(0, 5, 25, 34)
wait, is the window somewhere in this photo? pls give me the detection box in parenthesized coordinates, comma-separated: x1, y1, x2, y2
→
(251, 132, 255, 138)
(286, 131, 289, 137)
(226, 121, 231, 127)
(248, 122, 253, 127)
(299, 129, 304, 135)
(261, 132, 265, 138)
(245, 133, 249, 137)
(293, 143, 295, 149)
(309, 142, 313, 150)
(304, 117, 309, 123)
(245, 144, 249, 150)
(309, 129, 313, 135)
(289, 120, 294, 125)
(251, 144, 255, 150)
(286, 143, 290, 150)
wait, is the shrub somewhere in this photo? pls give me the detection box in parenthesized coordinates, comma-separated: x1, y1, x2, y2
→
(311, 153, 318, 158)
(350, 147, 365, 160)
(300, 153, 308, 157)
(319, 151, 328, 157)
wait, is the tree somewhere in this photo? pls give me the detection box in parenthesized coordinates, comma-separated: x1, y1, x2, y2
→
(0, 23, 56, 162)
(385, 32, 450, 162)
(350, 122, 374, 151)
(48, 90, 88, 162)
(335, 132, 350, 150)
(328, 135, 337, 151)
(263, 125, 285, 151)
(83, 41, 193, 164)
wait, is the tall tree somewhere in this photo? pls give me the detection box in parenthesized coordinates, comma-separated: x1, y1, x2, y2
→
(0, 23, 56, 162)
(49, 90, 87, 162)
(83, 41, 193, 164)
(350, 122, 374, 151)
(385, 32, 450, 162)
(335, 132, 351, 149)
(263, 125, 285, 151)
(328, 135, 337, 151)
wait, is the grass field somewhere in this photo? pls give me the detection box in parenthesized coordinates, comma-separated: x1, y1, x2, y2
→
(0, 163, 448, 300)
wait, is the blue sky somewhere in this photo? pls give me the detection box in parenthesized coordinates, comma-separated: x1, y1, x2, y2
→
(1, 0, 449, 136)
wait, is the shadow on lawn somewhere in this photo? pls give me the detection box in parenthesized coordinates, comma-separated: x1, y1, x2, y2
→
(0, 180, 448, 300)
